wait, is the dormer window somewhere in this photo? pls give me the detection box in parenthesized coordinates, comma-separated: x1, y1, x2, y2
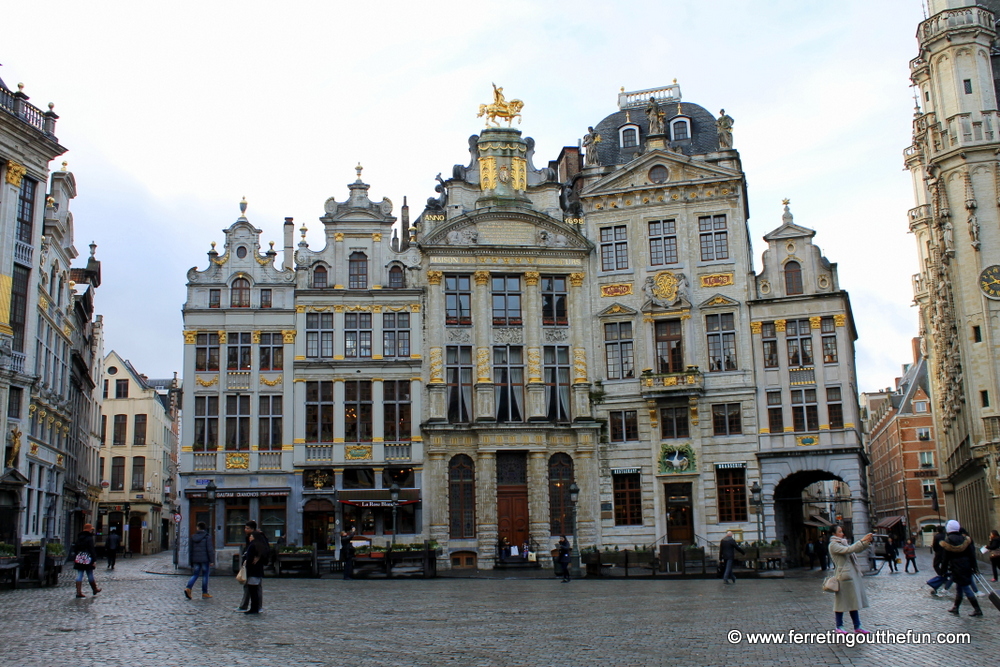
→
(349, 252, 368, 289)
(619, 124, 640, 149)
(670, 118, 690, 141)
(231, 277, 250, 308)
(312, 265, 328, 289)
(388, 265, 405, 289)
(784, 261, 803, 295)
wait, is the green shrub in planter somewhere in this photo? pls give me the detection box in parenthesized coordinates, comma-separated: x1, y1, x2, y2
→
(0, 543, 14, 557)
(46, 543, 65, 556)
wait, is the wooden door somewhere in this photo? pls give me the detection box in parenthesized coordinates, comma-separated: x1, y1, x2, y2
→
(497, 487, 529, 549)
(129, 516, 143, 553)
(664, 482, 694, 545)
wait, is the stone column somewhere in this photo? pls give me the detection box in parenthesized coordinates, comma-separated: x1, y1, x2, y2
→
(575, 437, 598, 548)
(333, 305, 346, 360)
(568, 272, 592, 420)
(332, 233, 345, 289)
(371, 233, 384, 289)
(475, 451, 498, 567)
(426, 451, 449, 564)
(523, 272, 546, 420)
(527, 450, 550, 547)
(409, 302, 423, 360)
(372, 305, 384, 360)
(473, 270, 494, 421)
(292, 377, 307, 467)
(333, 378, 346, 446)
(425, 273, 447, 422)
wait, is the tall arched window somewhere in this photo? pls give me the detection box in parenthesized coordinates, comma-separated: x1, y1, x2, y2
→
(784, 261, 803, 295)
(230, 278, 250, 308)
(312, 265, 327, 289)
(388, 265, 404, 289)
(449, 454, 476, 539)
(548, 453, 574, 535)
(349, 252, 368, 289)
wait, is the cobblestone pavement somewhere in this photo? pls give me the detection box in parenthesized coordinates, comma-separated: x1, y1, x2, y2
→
(0, 551, 996, 666)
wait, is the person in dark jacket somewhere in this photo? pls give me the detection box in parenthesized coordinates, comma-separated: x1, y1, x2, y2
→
(987, 529, 1000, 582)
(237, 520, 268, 611)
(719, 531, 745, 584)
(184, 522, 214, 600)
(557, 536, 571, 583)
(884, 536, 898, 573)
(927, 525, 951, 595)
(340, 530, 356, 580)
(817, 536, 829, 571)
(244, 531, 269, 615)
(72, 523, 101, 598)
(105, 528, 121, 570)
(940, 519, 983, 617)
(902, 538, 918, 573)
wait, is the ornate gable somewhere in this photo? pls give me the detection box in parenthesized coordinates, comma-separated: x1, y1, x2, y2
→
(597, 302, 638, 317)
(699, 293, 739, 309)
(581, 150, 741, 198)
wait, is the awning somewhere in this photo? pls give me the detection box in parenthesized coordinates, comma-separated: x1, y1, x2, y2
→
(875, 515, 904, 530)
(809, 514, 834, 527)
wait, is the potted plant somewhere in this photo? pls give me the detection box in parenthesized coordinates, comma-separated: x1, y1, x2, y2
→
(369, 545, 386, 559)
(0, 542, 14, 563)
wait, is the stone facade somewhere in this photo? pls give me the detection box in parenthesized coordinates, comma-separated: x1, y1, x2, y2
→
(905, 0, 1000, 544)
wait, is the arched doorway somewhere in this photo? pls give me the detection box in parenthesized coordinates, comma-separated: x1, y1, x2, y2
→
(772, 470, 854, 568)
(303, 498, 336, 550)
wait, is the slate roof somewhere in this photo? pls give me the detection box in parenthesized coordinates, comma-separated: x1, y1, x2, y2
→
(590, 101, 720, 166)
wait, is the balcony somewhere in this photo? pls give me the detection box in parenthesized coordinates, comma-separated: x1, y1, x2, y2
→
(919, 7, 994, 45)
(0, 85, 58, 138)
(639, 368, 703, 399)
(257, 452, 283, 470)
(13, 241, 33, 267)
(908, 205, 931, 227)
(7, 352, 24, 374)
(305, 444, 333, 462)
(226, 371, 251, 391)
(193, 452, 217, 471)
(912, 273, 928, 300)
(385, 444, 412, 461)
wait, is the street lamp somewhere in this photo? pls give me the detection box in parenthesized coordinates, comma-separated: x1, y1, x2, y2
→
(205, 480, 217, 549)
(568, 482, 581, 578)
(750, 481, 763, 556)
(389, 483, 400, 550)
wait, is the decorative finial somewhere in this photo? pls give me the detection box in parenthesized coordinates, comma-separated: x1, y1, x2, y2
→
(782, 198, 790, 206)
(211, 241, 217, 250)
(46, 196, 55, 208)
(48, 102, 54, 110)
(89, 241, 97, 258)
(355, 163, 363, 181)
(677, 102, 682, 115)
(17, 83, 23, 92)
(620, 86, 625, 93)
(300, 225, 308, 239)
(625, 110, 631, 123)
(782, 200, 793, 225)
(673, 78, 677, 85)
(239, 197, 248, 217)
(61, 161, 68, 171)
(269, 241, 275, 249)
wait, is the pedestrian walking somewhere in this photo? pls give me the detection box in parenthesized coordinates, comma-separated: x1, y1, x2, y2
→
(884, 536, 898, 573)
(340, 530, 356, 580)
(987, 529, 1000, 582)
(105, 528, 121, 570)
(184, 521, 214, 600)
(926, 525, 952, 595)
(805, 539, 816, 569)
(903, 538, 918, 573)
(72, 523, 101, 599)
(244, 531, 268, 615)
(941, 520, 983, 617)
(236, 520, 268, 611)
(817, 536, 829, 571)
(557, 536, 571, 583)
(719, 531, 745, 584)
(827, 525, 873, 634)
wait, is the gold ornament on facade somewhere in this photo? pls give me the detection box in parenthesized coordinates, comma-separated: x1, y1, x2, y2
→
(282, 329, 296, 343)
(569, 273, 585, 288)
(345, 445, 373, 461)
(573, 348, 587, 383)
(479, 157, 498, 190)
(834, 314, 846, 327)
(429, 348, 444, 383)
(426, 271, 443, 285)
(476, 348, 491, 383)
(211, 251, 230, 266)
(195, 376, 219, 387)
(372, 233, 382, 242)
(750, 321, 762, 335)
(217, 331, 228, 344)
(39, 296, 48, 310)
(295, 305, 306, 314)
(809, 316, 822, 329)
(524, 271, 540, 287)
(474, 270, 490, 286)
(334, 233, 344, 242)
(512, 157, 527, 191)
(477, 84, 524, 127)
(6, 427, 21, 468)
(56, 454, 64, 467)
(410, 303, 421, 313)
(184, 330, 198, 344)
(5, 160, 27, 187)
(260, 375, 282, 387)
(30, 442, 38, 456)
(251, 330, 262, 344)
(333, 305, 345, 313)
(225, 453, 250, 469)
(774, 319, 787, 332)
(650, 270, 681, 303)
(527, 348, 541, 382)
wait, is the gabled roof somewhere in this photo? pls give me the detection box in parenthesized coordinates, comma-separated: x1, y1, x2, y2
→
(763, 204, 817, 242)
(581, 149, 740, 198)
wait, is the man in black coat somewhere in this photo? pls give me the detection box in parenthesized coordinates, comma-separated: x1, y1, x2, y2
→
(341, 530, 356, 580)
(719, 531, 745, 584)
(106, 528, 121, 570)
(940, 520, 983, 617)
(236, 520, 269, 612)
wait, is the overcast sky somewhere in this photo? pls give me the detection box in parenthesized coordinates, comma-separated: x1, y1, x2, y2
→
(4, 0, 928, 391)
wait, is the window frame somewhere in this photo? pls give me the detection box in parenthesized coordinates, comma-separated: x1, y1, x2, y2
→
(654, 319, 684, 374)
(600, 225, 629, 272)
(784, 261, 803, 295)
(712, 403, 742, 436)
(612, 472, 643, 526)
(791, 388, 819, 432)
(344, 380, 373, 443)
(826, 386, 843, 429)
(698, 215, 729, 261)
(224, 394, 251, 452)
(193, 396, 219, 452)
(305, 381, 334, 443)
(258, 395, 283, 451)
(446, 346, 474, 423)
(543, 345, 571, 422)
(348, 252, 368, 289)
(259, 332, 284, 371)
(382, 380, 411, 442)
(226, 332, 253, 371)
(382, 312, 411, 358)
(448, 454, 476, 539)
(609, 410, 639, 442)
(648, 219, 678, 266)
(716, 466, 748, 523)
(491, 275, 523, 326)
(230, 277, 251, 308)
(195, 333, 220, 372)
(604, 321, 635, 380)
(706, 313, 737, 372)
(344, 312, 373, 359)
(133, 414, 147, 446)
(660, 406, 689, 440)
(312, 265, 328, 289)
(305, 312, 334, 359)
(541, 276, 568, 326)
(548, 453, 574, 535)
(785, 319, 814, 369)
(493, 345, 525, 423)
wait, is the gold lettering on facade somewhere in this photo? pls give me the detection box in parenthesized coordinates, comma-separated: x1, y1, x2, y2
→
(600, 283, 632, 297)
(700, 273, 735, 288)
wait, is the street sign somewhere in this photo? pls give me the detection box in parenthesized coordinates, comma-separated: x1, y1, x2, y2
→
(173, 513, 182, 524)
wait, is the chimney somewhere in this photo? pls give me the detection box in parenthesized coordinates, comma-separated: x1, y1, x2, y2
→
(283, 217, 294, 270)
(399, 197, 410, 251)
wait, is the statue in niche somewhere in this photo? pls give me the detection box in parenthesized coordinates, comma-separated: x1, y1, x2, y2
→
(646, 97, 665, 135)
(942, 218, 955, 255)
(583, 127, 602, 166)
(717, 109, 735, 148)
(968, 211, 981, 250)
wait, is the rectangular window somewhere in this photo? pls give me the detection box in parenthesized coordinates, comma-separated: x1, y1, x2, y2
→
(305, 381, 334, 443)
(821, 317, 838, 363)
(716, 466, 748, 522)
(225, 394, 251, 451)
(131, 456, 145, 491)
(446, 346, 473, 423)
(100, 415, 107, 446)
(305, 313, 334, 359)
(600, 225, 629, 271)
(541, 276, 568, 326)
(208, 289, 221, 309)
(612, 472, 642, 526)
(382, 312, 410, 358)
(195, 333, 220, 372)
(974, 325, 983, 342)
(383, 380, 411, 442)
(767, 390, 783, 433)
(964, 79, 973, 94)
(7, 386, 22, 420)
(826, 386, 843, 429)
(698, 215, 729, 261)
(193, 396, 219, 451)
(791, 389, 819, 432)
(10, 265, 29, 353)
(227, 332, 252, 370)
(609, 410, 639, 442)
(919, 450, 934, 466)
(660, 406, 689, 439)
(259, 332, 284, 371)
(260, 289, 272, 308)
(785, 319, 814, 368)
(491, 275, 522, 326)
(762, 322, 778, 368)
(922, 480, 936, 497)
(16, 177, 36, 245)
(712, 403, 742, 436)
(982, 391, 990, 408)
(654, 319, 683, 373)
(493, 346, 524, 423)
(115, 379, 129, 399)
(344, 381, 373, 442)
(111, 456, 125, 491)
(103, 379, 109, 400)
(917, 427, 931, 442)
(258, 395, 282, 451)
(113, 414, 127, 446)
(445, 275, 472, 326)
(913, 401, 928, 413)
(344, 313, 373, 358)
(706, 313, 737, 372)
(544, 346, 571, 422)
(133, 414, 147, 446)
(604, 321, 635, 380)
(648, 219, 678, 266)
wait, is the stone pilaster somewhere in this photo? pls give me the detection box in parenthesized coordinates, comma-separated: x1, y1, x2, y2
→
(473, 270, 493, 421)
(527, 450, 550, 547)
(426, 451, 449, 563)
(475, 451, 498, 567)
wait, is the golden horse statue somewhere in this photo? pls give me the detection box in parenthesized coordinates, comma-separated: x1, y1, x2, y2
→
(478, 98, 524, 127)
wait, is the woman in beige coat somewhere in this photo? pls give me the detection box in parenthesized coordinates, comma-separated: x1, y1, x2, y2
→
(828, 525, 873, 633)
